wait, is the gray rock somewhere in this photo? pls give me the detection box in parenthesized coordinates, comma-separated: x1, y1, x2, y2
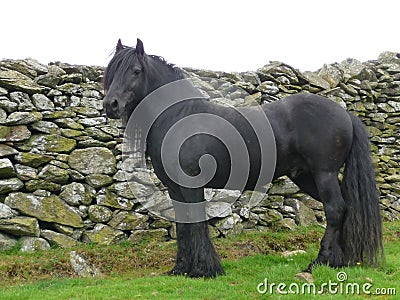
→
(35, 73, 61, 88)
(0, 216, 40, 236)
(70, 251, 103, 277)
(5, 192, 83, 228)
(0, 97, 18, 113)
(241, 71, 261, 86)
(14, 164, 38, 180)
(295, 272, 314, 283)
(0, 125, 31, 142)
(24, 179, 61, 192)
(68, 147, 116, 175)
(388, 100, 400, 112)
(60, 128, 84, 138)
(41, 230, 79, 248)
(0, 177, 24, 193)
(73, 106, 100, 117)
(258, 209, 283, 226)
(269, 177, 300, 195)
(278, 218, 297, 230)
(318, 64, 342, 88)
(96, 188, 135, 210)
(284, 198, 318, 226)
(82, 89, 102, 99)
(215, 213, 242, 234)
(210, 189, 241, 203)
(140, 191, 173, 214)
(30, 120, 60, 134)
(69, 96, 81, 107)
(150, 218, 172, 229)
(20, 134, 76, 153)
(109, 181, 152, 199)
(0, 203, 15, 219)
(88, 205, 113, 223)
(0, 59, 37, 78)
(385, 174, 400, 182)
(24, 58, 48, 75)
(0, 107, 7, 123)
(57, 83, 82, 95)
(302, 197, 324, 210)
(78, 117, 107, 127)
(0, 70, 41, 94)
(9, 91, 35, 110)
(80, 97, 103, 110)
(38, 164, 69, 184)
(42, 110, 76, 119)
(257, 81, 280, 95)
(61, 73, 83, 84)
(54, 224, 75, 236)
(0, 158, 15, 178)
(116, 168, 160, 186)
(85, 127, 113, 141)
(53, 95, 70, 108)
(20, 237, 51, 252)
(53, 118, 84, 130)
(108, 211, 149, 231)
(206, 202, 232, 218)
(48, 64, 67, 76)
(59, 182, 93, 206)
(31, 94, 55, 111)
(0, 232, 18, 251)
(303, 71, 330, 90)
(128, 229, 168, 243)
(85, 174, 113, 188)
(82, 224, 126, 245)
(14, 152, 53, 168)
(0, 144, 19, 157)
(279, 205, 296, 215)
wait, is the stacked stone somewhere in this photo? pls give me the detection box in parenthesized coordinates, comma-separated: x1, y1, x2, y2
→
(0, 52, 399, 252)
(0, 59, 165, 251)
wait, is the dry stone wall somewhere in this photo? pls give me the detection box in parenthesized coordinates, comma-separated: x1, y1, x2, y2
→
(0, 52, 399, 252)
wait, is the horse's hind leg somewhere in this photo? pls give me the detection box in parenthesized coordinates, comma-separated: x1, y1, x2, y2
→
(289, 172, 320, 201)
(305, 171, 346, 272)
(168, 187, 224, 278)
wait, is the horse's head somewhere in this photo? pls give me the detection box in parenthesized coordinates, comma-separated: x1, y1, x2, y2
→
(103, 39, 149, 121)
(103, 38, 184, 122)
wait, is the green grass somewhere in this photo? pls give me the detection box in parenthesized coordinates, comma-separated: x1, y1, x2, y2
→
(0, 222, 399, 299)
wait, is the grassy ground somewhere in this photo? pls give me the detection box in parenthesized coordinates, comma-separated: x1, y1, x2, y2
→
(0, 222, 399, 299)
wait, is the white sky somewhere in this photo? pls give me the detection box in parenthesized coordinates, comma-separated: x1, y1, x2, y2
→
(1, 0, 399, 72)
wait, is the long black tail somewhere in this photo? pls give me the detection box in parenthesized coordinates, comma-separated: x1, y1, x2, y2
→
(341, 113, 384, 267)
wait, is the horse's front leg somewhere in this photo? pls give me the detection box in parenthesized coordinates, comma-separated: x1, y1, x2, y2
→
(168, 187, 224, 278)
(186, 221, 225, 278)
(168, 222, 191, 276)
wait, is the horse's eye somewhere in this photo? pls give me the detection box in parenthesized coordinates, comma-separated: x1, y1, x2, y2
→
(134, 69, 141, 75)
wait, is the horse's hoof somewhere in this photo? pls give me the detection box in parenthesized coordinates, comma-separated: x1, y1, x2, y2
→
(166, 268, 187, 276)
(187, 267, 225, 278)
(303, 261, 319, 273)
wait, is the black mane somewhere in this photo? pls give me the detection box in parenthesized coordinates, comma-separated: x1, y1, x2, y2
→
(104, 46, 184, 91)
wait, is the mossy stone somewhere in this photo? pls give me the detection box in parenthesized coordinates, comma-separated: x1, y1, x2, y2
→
(5, 192, 83, 228)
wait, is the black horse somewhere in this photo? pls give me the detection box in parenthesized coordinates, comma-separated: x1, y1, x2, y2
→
(103, 39, 384, 278)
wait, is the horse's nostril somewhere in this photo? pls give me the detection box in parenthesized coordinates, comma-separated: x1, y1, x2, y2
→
(111, 99, 119, 109)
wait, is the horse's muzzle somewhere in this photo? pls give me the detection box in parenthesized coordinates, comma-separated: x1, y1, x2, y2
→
(103, 97, 121, 119)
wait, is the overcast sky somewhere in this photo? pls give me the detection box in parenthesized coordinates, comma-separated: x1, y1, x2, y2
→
(1, 0, 399, 72)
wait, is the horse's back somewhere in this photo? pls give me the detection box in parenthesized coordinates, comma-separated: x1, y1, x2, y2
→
(265, 93, 353, 175)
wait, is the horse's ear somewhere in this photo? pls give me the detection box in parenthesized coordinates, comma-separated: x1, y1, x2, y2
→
(136, 38, 144, 56)
(116, 39, 124, 52)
